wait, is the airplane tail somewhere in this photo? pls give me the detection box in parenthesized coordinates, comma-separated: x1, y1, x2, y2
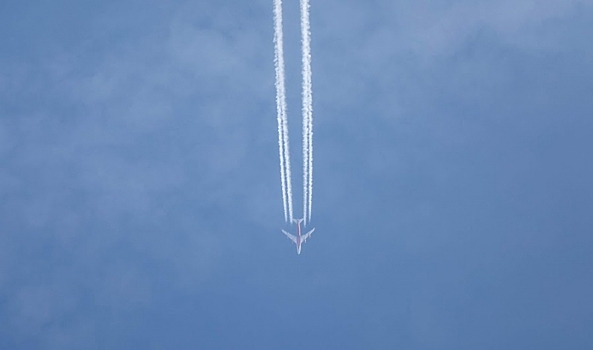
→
(292, 218, 304, 225)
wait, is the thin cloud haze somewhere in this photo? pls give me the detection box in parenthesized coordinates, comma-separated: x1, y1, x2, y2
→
(1, 0, 592, 349)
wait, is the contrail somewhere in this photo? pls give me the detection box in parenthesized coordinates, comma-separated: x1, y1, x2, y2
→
(300, 0, 313, 225)
(273, 0, 294, 222)
(273, 0, 312, 226)
(283, 102, 294, 223)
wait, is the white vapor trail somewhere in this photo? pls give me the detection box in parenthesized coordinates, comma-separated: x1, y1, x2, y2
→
(300, 0, 314, 225)
(273, 0, 313, 226)
(283, 101, 294, 224)
(273, 0, 294, 223)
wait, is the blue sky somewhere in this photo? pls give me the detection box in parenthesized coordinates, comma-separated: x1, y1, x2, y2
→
(1, 0, 592, 349)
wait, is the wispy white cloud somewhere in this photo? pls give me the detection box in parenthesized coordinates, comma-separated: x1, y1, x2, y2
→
(0, 1, 277, 347)
(313, 0, 593, 127)
(1, 0, 591, 348)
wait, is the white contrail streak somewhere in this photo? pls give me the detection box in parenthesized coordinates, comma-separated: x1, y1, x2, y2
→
(273, 0, 294, 223)
(283, 102, 294, 223)
(300, 0, 313, 225)
(273, 0, 312, 226)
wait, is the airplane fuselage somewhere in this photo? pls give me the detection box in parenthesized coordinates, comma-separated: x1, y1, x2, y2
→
(295, 220, 303, 254)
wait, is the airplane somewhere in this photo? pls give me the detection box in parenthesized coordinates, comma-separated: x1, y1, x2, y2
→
(282, 218, 315, 254)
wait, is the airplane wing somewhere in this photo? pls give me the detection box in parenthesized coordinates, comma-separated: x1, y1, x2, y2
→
(300, 228, 315, 244)
(282, 230, 297, 243)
